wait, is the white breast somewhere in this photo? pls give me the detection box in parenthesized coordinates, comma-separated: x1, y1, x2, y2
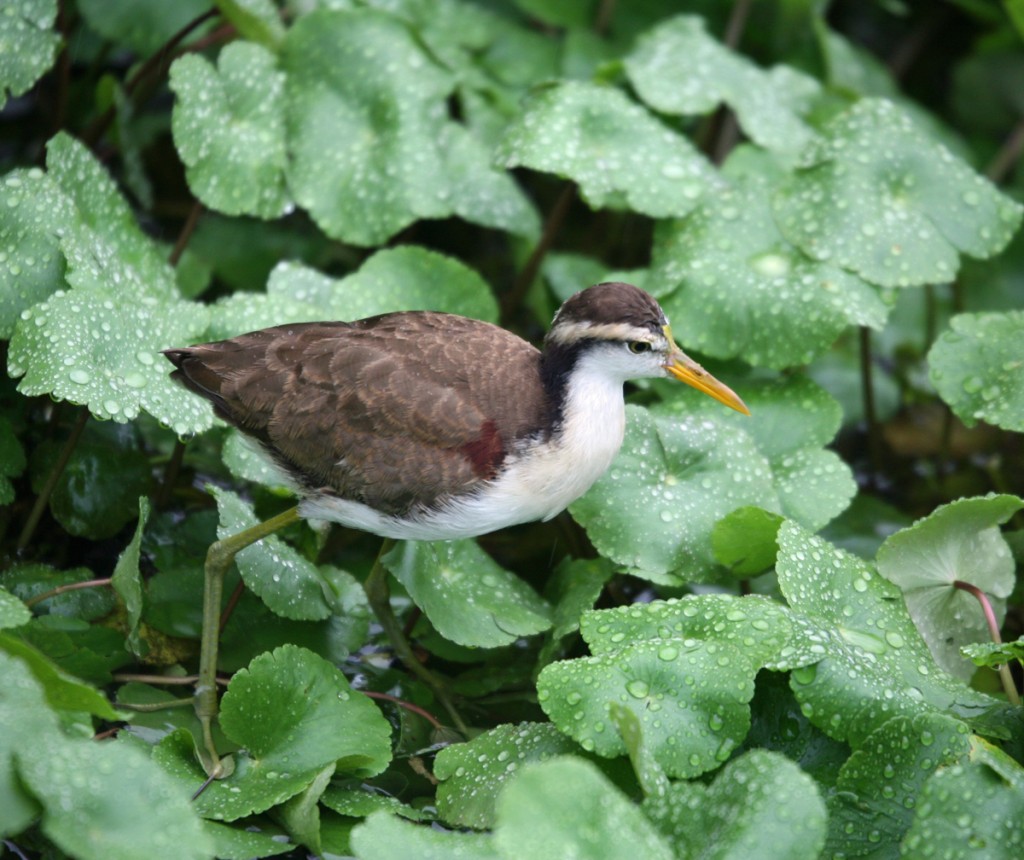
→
(298, 351, 628, 540)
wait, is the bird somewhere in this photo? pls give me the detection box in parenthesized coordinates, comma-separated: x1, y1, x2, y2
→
(163, 281, 749, 540)
(163, 281, 749, 759)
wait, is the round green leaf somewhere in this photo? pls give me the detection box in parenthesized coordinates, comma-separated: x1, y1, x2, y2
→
(170, 42, 290, 218)
(321, 786, 432, 822)
(4, 563, 114, 620)
(77, 0, 212, 56)
(625, 15, 820, 157)
(496, 80, 715, 218)
(202, 820, 294, 860)
(0, 0, 60, 109)
(493, 756, 674, 860)
(876, 494, 1021, 680)
(653, 147, 888, 369)
(45, 133, 180, 301)
(18, 733, 212, 860)
(282, 8, 454, 246)
(643, 749, 827, 860)
(211, 486, 332, 621)
(384, 539, 551, 649)
(216, 0, 284, 49)
(0, 652, 51, 836)
(777, 522, 994, 747)
(351, 810, 500, 860)
(655, 373, 856, 532)
(435, 722, 586, 829)
(0, 589, 30, 630)
(826, 713, 971, 857)
(772, 98, 1024, 288)
(929, 311, 1024, 432)
(570, 405, 778, 584)
(711, 506, 784, 576)
(0, 168, 70, 338)
(219, 645, 390, 777)
(9, 289, 211, 432)
(538, 637, 757, 779)
(207, 245, 498, 339)
(580, 594, 823, 672)
(902, 744, 1024, 859)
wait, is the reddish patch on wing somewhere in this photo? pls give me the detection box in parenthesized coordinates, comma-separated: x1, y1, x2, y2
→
(461, 419, 505, 479)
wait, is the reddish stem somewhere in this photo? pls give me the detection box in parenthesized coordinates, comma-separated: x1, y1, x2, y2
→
(954, 580, 1021, 705)
(24, 577, 112, 609)
(363, 690, 443, 731)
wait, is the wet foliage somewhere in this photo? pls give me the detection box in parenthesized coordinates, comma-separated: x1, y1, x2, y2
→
(2, 1, 1024, 858)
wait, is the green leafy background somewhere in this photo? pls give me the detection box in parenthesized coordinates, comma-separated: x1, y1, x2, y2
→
(2, 1, 1024, 858)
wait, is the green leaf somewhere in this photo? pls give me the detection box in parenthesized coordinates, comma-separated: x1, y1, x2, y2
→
(158, 646, 391, 821)
(9, 289, 212, 432)
(773, 98, 1024, 288)
(625, 15, 820, 157)
(0, 589, 30, 630)
(219, 645, 390, 777)
(0, 631, 120, 720)
(111, 497, 150, 655)
(929, 311, 1024, 432)
(0, 416, 27, 505)
(652, 146, 888, 369)
(777, 522, 994, 747)
(825, 713, 971, 858)
(276, 763, 334, 855)
(352, 810, 501, 860)
(493, 756, 674, 860)
(0, 652, 49, 836)
(496, 80, 715, 218)
(5, 563, 114, 620)
(207, 245, 499, 339)
(45, 133, 180, 302)
(876, 494, 1022, 681)
(77, 0, 212, 56)
(0, 0, 60, 109)
(211, 486, 332, 621)
(321, 785, 432, 822)
(282, 8, 453, 245)
(962, 638, 1024, 669)
(580, 594, 824, 672)
(901, 741, 1024, 859)
(13, 616, 131, 684)
(221, 428, 293, 490)
(214, 0, 284, 49)
(0, 168, 70, 338)
(538, 634, 757, 779)
(18, 732, 213, 860)
(712, 506, 784, 576)
(385, 539, 552, 649)
(435, 722, 587, 829)
(169, 42, 289, 218)
(571, 405, 778, 584)
(539, 556, 615, 664)
(202, 820, 294, 859)
(655, 373, 856, 532)
(643, 749, 827, 860)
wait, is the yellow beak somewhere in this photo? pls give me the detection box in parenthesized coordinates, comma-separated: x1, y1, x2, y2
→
(663, 327, 750, 415)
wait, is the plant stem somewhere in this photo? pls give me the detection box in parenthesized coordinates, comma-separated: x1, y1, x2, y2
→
(362, 690, 443, 731)
(985, 116, 1024, 184)
(502, 183, 576, 322)
(168, 200, 203, 266)
(155, 439, 186, 509)
(858, 327, 880, 486)
(954, 580, 1021, 706)
(363, 539, 469, 735)
(24, 577, 111, 609)
(119, 697, 196, 712)
(195, 505, 301, 776)
(593, 0, 616, 35)
(83, 9, 220, 146)
(723, 0, 753, 49)
(17, 409, 89, 551)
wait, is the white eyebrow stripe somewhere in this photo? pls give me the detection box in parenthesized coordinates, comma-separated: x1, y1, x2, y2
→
(547, 320, 659, 346)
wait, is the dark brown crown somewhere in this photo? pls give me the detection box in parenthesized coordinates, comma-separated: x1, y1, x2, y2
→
(549, 282, 667, 335)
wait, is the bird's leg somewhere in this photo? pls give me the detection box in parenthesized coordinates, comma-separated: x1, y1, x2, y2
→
(196, 505, 301, 777)
(363, 539, 469, 736)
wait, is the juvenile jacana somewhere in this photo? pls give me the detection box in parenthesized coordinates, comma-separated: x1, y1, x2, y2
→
(165, 282, 748, 766)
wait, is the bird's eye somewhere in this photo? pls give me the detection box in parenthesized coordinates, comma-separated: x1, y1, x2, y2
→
(628, 341, 652, 354)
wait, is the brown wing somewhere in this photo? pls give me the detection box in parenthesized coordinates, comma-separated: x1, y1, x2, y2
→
(164, 313, 548, 514)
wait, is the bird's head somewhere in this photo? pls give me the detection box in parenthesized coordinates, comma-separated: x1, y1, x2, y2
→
(546, 282, 750, 415)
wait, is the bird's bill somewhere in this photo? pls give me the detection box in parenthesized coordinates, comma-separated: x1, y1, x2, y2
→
(663, 336, 750, 415)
